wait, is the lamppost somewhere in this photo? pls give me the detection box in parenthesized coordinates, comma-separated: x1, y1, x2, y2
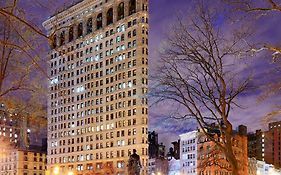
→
(68, 171, 74, 175)
(53, 166, 60, 175)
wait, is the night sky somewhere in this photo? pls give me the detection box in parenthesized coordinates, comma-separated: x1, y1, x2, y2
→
(148, 1, 281, 147)
(23, 0, 281, 147)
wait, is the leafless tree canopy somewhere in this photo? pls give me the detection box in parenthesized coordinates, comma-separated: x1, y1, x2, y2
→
(0, 0, 50, 98)
(153, 4, 251, 129)
(0, 0, 49, 145)
(225, 0, 281, 121)
(152, 3, 251, 175)
(225, 0, 281, 59)
(227, 0, 281, 12)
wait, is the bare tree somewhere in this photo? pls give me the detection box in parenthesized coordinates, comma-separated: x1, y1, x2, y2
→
(226, 0, 281, 58)
(0, 0, 71, 99)
(227, 0, 281, 12)
(2, 90, 47, 142)
(225, 0, 281, 121)
(152, 3, 251, 175)
(0, 0, 51, 99)
(0, 8, 47, 140)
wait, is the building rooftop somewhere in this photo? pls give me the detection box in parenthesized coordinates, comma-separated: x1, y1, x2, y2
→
(269, 120, 281, 129)
(50, 0, 84, 18)
(18, 145, 47, 154)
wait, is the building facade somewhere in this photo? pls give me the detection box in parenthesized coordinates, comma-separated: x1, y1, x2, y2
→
(248, 130, 264, 161)
(248, 158, 281, 175)
(171, 140, 180, 160)
(0, 147, 47, 175)
(148, 158, 168, 175)
(148, 131, 167, 175)
(148, 131, 158, 159)
(179, 131, 198, 175)
(265, 121, 281, 168)
(0, 103, 30, 149)
(168, 158, 180, 175)
(197, 128, 248, 175)
(43, 0, 149, 174)
(247, 121, 281, 168)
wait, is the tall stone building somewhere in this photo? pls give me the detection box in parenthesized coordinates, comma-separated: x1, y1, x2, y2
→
(43, 0, 149, 174)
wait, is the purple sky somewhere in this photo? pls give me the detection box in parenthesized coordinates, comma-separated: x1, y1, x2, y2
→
(22, 0, 281, 147)
(148, 1, 281, 146)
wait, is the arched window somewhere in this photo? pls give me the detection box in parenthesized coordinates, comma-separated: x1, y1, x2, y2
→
(117, 2, 125, 21)
(60, 31, 65, 45)
(52, 34, 57, 49)
(97, 13, 103, 30)
(69, 26, 73, 42)
(77, 22, 83, 37)
(129, 0, 136, 15)
(107, 8, 113, 26)
(87, 18, 93, 34)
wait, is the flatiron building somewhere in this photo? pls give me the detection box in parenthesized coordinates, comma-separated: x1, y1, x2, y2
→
(43, 0, 149, 174)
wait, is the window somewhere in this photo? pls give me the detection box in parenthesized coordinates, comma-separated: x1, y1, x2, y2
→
(77, 22, 83, 37)
(87, 18, 93, 34)
(97, 13, 103, 30)
(60, 31, 65, 45)
(107, 8, 113, 25)
(117, 2, 125, 20)
(129, 0, 136, 15)
(69, 26, 74, 42)
(52, 34, 57, 49)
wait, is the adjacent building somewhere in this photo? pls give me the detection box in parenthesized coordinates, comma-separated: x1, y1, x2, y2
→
(0, 103, 30, 149)
(167, 140, 180, 160)
(168, 126, 249, 175)
(148, 131, 167, 175)
(0, 146, 47, 175)
(148, 158, 168, 175)
(247, 121, 281, 169)
(148, 131, 159, 159)
(168, 157, 181, 175)
(43, 0, 149, 174)
(248, 130, 264, 161)
(248, 158, 281, 175)
(265, 121, 281, 168)
(197, 126, 248, 175)
(0, 103, 47, 175)
(171, 140, 180, 160)
(179, 131, 198, 175)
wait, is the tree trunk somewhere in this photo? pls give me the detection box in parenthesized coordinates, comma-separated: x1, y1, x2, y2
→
(225, 147, 239, 175)
(224, 129, 240, 175)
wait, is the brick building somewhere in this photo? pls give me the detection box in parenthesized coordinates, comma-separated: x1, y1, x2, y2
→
(265, 121, 281, 168)
(197, 126, 248, 175)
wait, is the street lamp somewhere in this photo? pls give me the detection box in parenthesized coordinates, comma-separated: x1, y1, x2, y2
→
(68, 171, 74, 175)
(53, 166, 60, 175)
